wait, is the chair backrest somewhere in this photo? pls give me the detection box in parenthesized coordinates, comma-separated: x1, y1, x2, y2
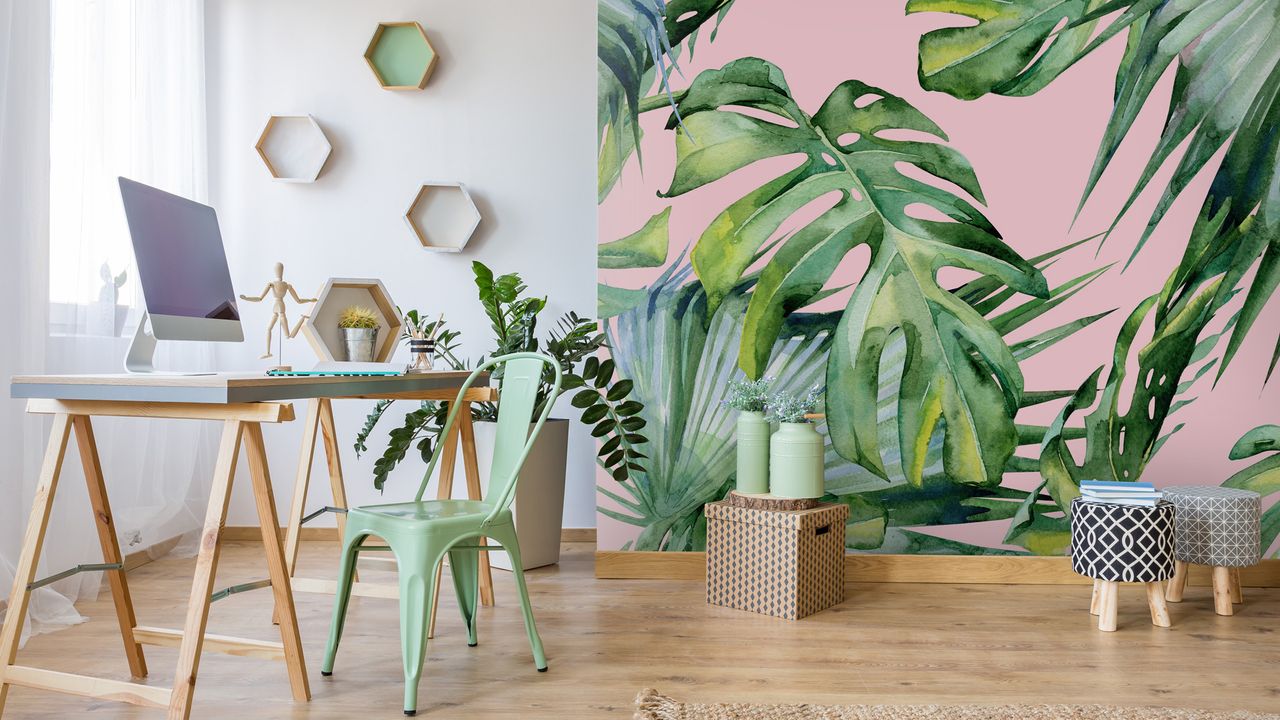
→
(413, 352, 562, 526)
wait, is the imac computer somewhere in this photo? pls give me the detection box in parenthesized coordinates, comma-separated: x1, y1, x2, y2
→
(118, 177, 244, 373)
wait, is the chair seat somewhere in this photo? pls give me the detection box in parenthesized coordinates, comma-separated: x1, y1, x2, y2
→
(350, 499, 505, 527)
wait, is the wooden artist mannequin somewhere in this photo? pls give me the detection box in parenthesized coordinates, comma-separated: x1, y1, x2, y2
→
(239, 262, 316, 361)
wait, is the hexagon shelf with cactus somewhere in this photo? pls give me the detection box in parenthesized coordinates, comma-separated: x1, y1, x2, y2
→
(364, 21, 438, 90)
(404, 182, 481, 253)
(254, 115, 332, 182)
(301, 278, 403, 363)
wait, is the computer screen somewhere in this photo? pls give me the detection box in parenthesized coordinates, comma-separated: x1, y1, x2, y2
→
(118, 177, 240, 322)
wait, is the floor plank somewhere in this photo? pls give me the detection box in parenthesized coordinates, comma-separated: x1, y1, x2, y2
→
(5, 541, 1278, 718)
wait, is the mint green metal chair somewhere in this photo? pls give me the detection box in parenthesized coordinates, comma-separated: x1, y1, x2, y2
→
(320, 352, 561, 716)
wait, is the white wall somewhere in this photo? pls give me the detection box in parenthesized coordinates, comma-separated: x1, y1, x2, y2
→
(204, 0, 598, 528)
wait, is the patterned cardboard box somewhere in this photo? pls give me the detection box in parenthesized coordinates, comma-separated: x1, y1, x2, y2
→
(705, 500, 848, 620)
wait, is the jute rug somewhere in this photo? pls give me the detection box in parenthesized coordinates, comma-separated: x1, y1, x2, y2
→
(633, 689, 1280, 720)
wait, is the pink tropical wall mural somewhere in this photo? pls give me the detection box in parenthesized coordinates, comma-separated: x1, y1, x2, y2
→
(595, 0, 1280, 554)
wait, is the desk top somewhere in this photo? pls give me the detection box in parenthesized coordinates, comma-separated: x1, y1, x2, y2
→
(11, 371, 481, 404)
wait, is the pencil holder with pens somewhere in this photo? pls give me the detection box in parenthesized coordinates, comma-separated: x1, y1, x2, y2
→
(408, 338, 436, 373)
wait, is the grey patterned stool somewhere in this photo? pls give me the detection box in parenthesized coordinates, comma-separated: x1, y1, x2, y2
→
(1070, 498, 1175, 632)
(1162, 485, 1261, 616)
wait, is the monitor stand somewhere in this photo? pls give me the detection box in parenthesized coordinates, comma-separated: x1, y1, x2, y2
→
(124, 312, 215, 375)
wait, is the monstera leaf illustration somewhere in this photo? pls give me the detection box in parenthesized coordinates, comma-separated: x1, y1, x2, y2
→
(910, 0, 1280, 383)
(661, 58, 1048, 488)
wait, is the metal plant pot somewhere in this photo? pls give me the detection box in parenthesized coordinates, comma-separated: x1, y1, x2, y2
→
(340, 327, 378, 362)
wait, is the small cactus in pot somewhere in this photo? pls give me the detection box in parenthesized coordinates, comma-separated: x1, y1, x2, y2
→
(338, 305, 381, 362)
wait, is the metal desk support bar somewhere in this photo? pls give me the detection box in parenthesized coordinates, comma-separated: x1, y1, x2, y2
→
(209, 579, 272, 604)
(27, 562, 123, 591)
(300, 506, 347, 525)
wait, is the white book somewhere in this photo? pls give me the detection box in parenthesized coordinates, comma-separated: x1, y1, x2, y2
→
(1080, 496, 1160, 507)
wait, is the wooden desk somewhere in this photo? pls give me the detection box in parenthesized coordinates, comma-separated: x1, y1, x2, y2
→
(2, 371, 489, 719)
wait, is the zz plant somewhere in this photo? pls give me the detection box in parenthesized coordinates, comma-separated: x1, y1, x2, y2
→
(355, 262, 647, 491)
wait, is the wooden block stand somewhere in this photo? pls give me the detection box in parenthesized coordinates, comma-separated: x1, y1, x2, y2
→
(705, 500, 847, 620)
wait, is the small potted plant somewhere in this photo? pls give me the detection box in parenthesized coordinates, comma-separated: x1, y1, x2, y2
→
(767, 386, 825, 499)
(337, 305, 380, 362)
(725, 376, 772, 494)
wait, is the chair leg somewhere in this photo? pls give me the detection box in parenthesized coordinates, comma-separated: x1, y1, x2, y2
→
(448, 545, 481, 647)
(1089, 579, 1101, 615)
(1212, 566, 1234, 616)
(1145, 581, 1170, 628)
(1097, 580, 1118, 632)
(1229, 567, 1243, 604)
(492, 526, 546, 671)
(398, 545, 443, 716)
(322, 531, 368, 675)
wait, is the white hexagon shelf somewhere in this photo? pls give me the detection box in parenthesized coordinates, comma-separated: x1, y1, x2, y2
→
(364, 21, 438, 90)
(405, 182, 481, 253)
(301, 278, 403, 363)
(255, 115, 332, 182)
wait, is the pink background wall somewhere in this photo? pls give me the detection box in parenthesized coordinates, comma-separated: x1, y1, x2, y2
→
(597, 1, 1280, 551)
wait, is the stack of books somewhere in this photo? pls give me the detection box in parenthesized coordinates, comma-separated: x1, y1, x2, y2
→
(1079, 480, 1162, 507)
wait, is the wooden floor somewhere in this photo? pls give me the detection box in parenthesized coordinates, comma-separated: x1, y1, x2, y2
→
(6, 541, 1278, 718)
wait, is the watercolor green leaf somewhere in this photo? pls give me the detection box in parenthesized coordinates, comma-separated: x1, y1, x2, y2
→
(597, 0, 736, 201)
(912, 0, 1280, 385)
(1224, 424, 1280, 557)
(599, 207, 670, 269)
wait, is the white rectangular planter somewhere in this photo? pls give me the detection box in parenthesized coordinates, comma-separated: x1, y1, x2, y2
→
(447, 418, 568, 571)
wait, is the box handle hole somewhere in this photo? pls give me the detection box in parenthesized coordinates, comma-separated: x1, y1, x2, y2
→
(815, 524, 830, 536)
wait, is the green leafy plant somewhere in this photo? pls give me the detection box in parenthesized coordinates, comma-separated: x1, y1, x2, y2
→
(767, 387, 822, 424)
(355, 264, 648, 491)
(337, 306, 379, 329)
(723, 376, 771, 413)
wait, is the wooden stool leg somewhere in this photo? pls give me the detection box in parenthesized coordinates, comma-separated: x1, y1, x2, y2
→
(1097, 581, 1118, 632)
(0, 414, 73, 715)
(243, 423, 310, 703)
(1228, 567, 1243, 604)
(1165, 560, 1187, 602)
(74, 416, 148, 678)
(168, 420, 243, 720)
(1146, 581, 1171, 627)
(1089, 579, 1102, 615)
(1211, 566, 1234, 616)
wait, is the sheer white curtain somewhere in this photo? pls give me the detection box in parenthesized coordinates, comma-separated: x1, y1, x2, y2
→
(1, 0, 215, 646)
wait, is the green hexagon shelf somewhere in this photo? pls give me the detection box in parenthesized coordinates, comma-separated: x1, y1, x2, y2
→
(364, 21, 438, 90)
(405, 182, 481, 253)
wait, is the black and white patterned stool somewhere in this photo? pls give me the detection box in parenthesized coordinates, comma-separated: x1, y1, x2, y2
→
(1161, 485, 1261, 616)
(1070, 498, 1175, 632)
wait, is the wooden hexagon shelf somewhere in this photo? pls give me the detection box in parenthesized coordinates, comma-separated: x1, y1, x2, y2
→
(301, 278, 403, 363)
(255, 115, 332, 182)
(405, 182, 481, 253)
(364, 21, 438, 90)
